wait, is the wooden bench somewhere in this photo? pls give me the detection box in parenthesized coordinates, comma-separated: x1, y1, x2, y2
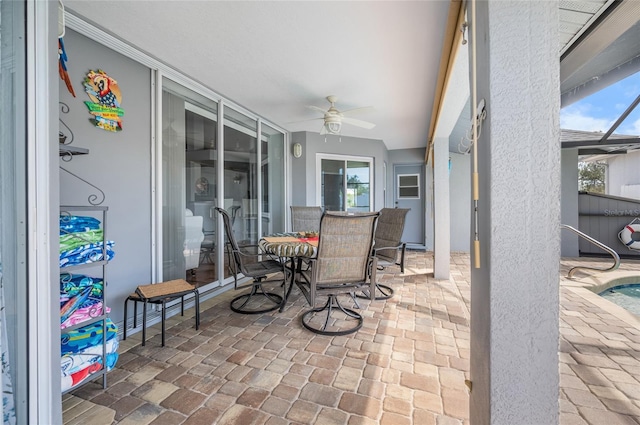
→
(123, 279, 200, 346)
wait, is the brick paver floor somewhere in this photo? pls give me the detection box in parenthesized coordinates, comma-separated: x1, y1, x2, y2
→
(63, 252, 640, 425)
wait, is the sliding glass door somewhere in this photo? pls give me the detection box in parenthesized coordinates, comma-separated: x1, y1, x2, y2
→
(161, 78, 218, 285)
(261, 124, 285, 236)
(223, 108, 257, 251)
(318, 155, 373, 212)
(0, 0, 27, 420)
(161, 79, 287, 286)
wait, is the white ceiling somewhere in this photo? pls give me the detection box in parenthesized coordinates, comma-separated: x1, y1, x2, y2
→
(66, 1, 451, 151)
(65, 1, 640, 153)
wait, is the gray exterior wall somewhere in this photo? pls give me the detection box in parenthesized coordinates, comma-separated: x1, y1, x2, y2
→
(59, 29, 152, 329)
(578, 192, 640, 258)
(561, 148, 579, 256)
(388, 148, 430, 249)
(290, 131, 388, 214)
(290, 132, 308, 208)
(386, 149, 427, 183)
(449, 152, 471, 252)
(387, 148, 470, 253)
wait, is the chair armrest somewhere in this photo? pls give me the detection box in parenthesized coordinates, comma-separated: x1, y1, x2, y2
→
(373, 243, 403, 254)
(234, 244, 282, 262)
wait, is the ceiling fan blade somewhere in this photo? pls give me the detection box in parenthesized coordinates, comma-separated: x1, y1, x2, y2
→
(342, 116, 376, 129)
(286, 117, 323, 124)
(340, 106, 375, 116)
(307, 105, 328, 113)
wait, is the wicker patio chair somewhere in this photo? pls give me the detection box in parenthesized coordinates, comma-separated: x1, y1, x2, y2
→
(291, 206, 323, 233)
(215, 207, 289, 314)
(296, 212, 379, 335)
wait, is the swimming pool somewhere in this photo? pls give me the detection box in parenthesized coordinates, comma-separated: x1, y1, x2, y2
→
(599, 284, 640, 316)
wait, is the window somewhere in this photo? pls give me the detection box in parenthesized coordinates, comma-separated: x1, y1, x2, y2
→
(397, 174, 420, 199)
(317, 154, 373, 212)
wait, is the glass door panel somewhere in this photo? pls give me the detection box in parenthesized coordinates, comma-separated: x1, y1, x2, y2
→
(320, 156, 373, 212)
(162, 78, 218, 285)
(261, 124, 285, 236)
(223, 108, 258, 280)
(321, 159, 345, 211)
(0, 0, 27, 420)
(346, 160, 371, 212)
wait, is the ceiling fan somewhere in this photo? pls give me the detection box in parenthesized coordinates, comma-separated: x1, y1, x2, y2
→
(307, 95, 376, 135)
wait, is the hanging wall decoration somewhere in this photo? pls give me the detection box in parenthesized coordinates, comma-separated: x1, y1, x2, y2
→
(58, 38, 76, 97)
(57, 0, 76, 97)
(83, 69, 124, 132)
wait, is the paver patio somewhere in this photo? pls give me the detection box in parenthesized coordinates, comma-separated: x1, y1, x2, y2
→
(63, 252, 640, 424)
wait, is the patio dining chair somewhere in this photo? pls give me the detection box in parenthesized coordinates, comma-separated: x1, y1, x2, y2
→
(291, 206, 323, 233)
(215, 207, 289, 314)
(296, 212, 379, 335)
(359, 207, 409, 300)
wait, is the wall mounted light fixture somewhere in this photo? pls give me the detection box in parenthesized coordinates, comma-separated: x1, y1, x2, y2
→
(292, 142, 302, 158)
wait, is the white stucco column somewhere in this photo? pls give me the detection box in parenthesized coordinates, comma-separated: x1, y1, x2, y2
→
(433, 137, 450, 279)
(469, 2, 560, 424)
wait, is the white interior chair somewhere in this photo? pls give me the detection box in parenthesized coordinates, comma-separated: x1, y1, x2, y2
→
(184, 209, 205, 272)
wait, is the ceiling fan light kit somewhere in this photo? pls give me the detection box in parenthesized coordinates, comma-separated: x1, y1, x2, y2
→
(325, 121, 341, 134)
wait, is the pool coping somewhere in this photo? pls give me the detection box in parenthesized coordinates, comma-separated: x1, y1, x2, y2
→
(562, 269, 640, 330)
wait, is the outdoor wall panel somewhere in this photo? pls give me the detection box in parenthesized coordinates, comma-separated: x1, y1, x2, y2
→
(578, 192, 640, 257)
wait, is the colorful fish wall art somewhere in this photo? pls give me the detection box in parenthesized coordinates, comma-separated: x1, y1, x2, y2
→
(83, 70, 124, 132)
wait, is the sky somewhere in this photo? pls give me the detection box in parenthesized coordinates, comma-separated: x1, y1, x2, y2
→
(560, 72, 640, 136)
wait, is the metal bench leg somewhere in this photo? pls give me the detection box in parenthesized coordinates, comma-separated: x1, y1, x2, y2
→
(123, 298, 128, 340)
(194, 290, 200, 329)
(161, 300, 167, 346)
(142, 300, 147, 346)
(133, 300, 138, 328)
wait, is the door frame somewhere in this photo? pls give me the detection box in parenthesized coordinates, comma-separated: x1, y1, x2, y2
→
(393, 163, 428, 250)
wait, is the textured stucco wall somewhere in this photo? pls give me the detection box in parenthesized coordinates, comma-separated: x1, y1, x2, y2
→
(469, 2, 560, 424)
